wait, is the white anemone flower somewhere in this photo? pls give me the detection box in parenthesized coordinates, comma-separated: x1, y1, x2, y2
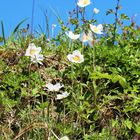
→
(67, 50, 84, 63)
(56, 92, 70, 100)
(65, 31, 80, 40)
(90, 24, 103, 34)
(59, 136, 70, 140)
(81, 31, 93, 43)
(25, 43, 44, 64)
(93, 8, 100, 14)
(77, 0, 91, 7)
(25, 43, 41, 57)
(45, 83, 64, 92)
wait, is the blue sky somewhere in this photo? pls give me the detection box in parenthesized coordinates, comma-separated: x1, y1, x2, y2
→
(0, 0, 140, 36)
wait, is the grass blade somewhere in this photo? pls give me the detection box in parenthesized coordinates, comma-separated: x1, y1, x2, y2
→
(1, 21, 6, 44)
(12, 18, 28, 35)
(44, 10, 50, 38)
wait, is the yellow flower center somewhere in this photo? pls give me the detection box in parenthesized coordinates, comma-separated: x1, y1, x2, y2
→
(93, 28, 99, 33)
(73, 55, 81, 61)
(84, 35, 89, 40)
(30, 49, 36, 55)
(83, 0, 88, 5)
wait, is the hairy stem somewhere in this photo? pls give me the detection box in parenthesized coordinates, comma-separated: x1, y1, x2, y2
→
(113, 0, 120, 45)
(92, 46, 97, 104)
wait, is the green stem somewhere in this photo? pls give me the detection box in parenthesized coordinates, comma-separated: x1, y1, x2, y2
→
(28, 62, 31, 94)
(113, 0, 120, 45)
(92, 46, 97, 104)
(47, 98, 51, 122)
(63, 100, 66, 124)
(82, 8, 85, 22)
(37, 63, 45, 120)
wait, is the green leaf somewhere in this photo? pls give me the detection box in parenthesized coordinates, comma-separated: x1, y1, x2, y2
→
(39, 101, 49, 109)
(120, 14, 130, 20)
(111, 75, 127, 88)
(106, 9, 114, 15)
(111, 119, 119, 127)
(12, 18, 28, 35)
(90, 72, 111, 80)
(134, 124, 140, 134)
(32, 88, 39, 97)
(124, 119, 132, 129)
(1, 21, 6, 44)
(0, 36, 3, 42)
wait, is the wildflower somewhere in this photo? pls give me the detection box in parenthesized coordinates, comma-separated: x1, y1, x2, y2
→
(60, 136, 70, 140)
(67, 50, 84, 63)
(90, 24, 103, 34)
(65, 31, 80, 40)
(93, 8, 100, 14)
(77, 0, 91, 7)
(56, 92, 70, 100)
(52, 24, 57, 28)
(81, 31, 93, 43)
(25, 43, 44, 64)
(45, 82, 64, 92)
(25, 43, 41, 57)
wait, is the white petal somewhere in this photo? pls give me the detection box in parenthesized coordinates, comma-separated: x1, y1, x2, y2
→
(54, 83, 64, 91)
(56, 91, 69, 100)
(36, 47, 42, 54)
(68, 31, 74, 37)
(90, 24, 96, 31)
(79, 56, 84, 63)
(74, 34, 80, 40)
(56, 94, 64, 100)
(25, 50, 30, 56)
(67, 54, 73, 62)
(45, 83, 64, 92)
(97, 24, 103, 31)
(93, 8, 100, 14)
(66, 31, 80, 40)
(46, 83, 54, 91)
(60, 136, 70, 140)
(30, 54, 44, 64)
(62, 91, 70, 97)
(72, 50, 81, 55)
(77, 0, 91, 7)
(36, 54, 44, 61)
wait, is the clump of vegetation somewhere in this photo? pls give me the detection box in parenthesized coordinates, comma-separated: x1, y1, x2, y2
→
(0, 0, 140, 139)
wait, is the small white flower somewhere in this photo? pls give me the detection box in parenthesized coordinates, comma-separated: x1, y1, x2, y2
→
(45, 83, 64, 92)
(25, 43, 44, 64)
(25, 43, 41, 57)
(93, 8, 100, 14)
(59, 136, 70, 140)
(81, 31, 93, 43)
(67, 50, 84, 63)
(56, 92, 70, 100)
(90, 24, 103, 34)
(77, 0, 91, 7)
(52, 24, 57, 28)
(65, 31, 80, 40)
